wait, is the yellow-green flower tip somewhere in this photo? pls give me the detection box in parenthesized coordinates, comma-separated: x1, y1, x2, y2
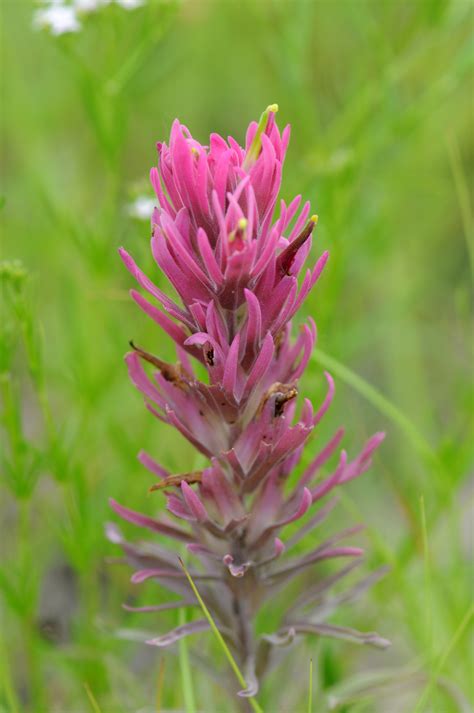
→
(311, 214, 319, 224)
(243, 103, 280, 170)
(237, 218, 248, 230)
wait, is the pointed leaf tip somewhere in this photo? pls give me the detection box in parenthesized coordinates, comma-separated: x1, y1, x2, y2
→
(181, 480, 208, 522)
(274, 538, 285, 556)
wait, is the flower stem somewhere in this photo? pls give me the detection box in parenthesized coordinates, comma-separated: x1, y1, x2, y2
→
(178, 558, 263, 713)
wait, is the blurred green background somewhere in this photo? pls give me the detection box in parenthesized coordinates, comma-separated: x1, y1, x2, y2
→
(1, 0, 473, 711)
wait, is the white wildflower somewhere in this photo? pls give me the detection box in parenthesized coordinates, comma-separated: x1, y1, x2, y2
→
(33, 4, 81, 35)
(33, 0, 145, 36)
(115, 0, 145, 9)
(127, 196, 156, 221)
(73, 0, 108, 13)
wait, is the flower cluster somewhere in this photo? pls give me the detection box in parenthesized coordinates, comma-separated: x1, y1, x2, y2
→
(109, 106, 389, 697)
(33, 0, 144, 36)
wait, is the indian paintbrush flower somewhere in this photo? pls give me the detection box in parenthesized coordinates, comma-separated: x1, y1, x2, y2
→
(108, 105, 389, 699)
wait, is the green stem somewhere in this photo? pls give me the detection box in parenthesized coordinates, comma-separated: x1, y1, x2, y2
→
(179, 558, 263, 713)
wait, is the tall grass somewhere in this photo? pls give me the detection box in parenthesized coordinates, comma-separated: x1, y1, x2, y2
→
(1, 0, 472, 710)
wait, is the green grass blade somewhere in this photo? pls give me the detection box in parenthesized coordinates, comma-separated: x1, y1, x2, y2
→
(413, 603, 474, 713)
(311, 348, 438, 466)
(420, 495, 434, 662)
(0, 635, 20, 713)
(178, 557, 264, 713)
(308, 658, 313, 713)
(84, 682, 103, 713)
(446, 134, 474, 279)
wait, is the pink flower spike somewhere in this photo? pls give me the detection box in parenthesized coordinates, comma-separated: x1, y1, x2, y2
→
(111, 107, 389, 683)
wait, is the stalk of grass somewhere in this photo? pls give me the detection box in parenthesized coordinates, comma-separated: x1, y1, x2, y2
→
(84, 682, 103, 713)
(308, 658, 313, 713)
(413, 603, 474, 713)
(311, 348, 438, 467)
(446, 134, 474, 279)
(419, 496, 434, 662)
(0, 634, 20, 713)
(178, 557, 264, 713)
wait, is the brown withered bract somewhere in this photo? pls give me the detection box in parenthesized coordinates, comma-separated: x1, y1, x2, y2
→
(129, 340, 187, 386)
(257, 382, 298, 418)
(205, 347, 215, 366)
(273, 328, 285, 357)
(149, 471, 203, 492)
(274, 387, 298, 417)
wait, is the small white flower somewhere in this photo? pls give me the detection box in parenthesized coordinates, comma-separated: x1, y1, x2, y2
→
(73, 0, 106, 12)
(115, 0, 145, 10)
(33, 5, 81, 35)
(127, 196, 156, 221)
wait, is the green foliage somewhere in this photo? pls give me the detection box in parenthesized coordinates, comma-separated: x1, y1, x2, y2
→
(1, 0, 472, 710)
